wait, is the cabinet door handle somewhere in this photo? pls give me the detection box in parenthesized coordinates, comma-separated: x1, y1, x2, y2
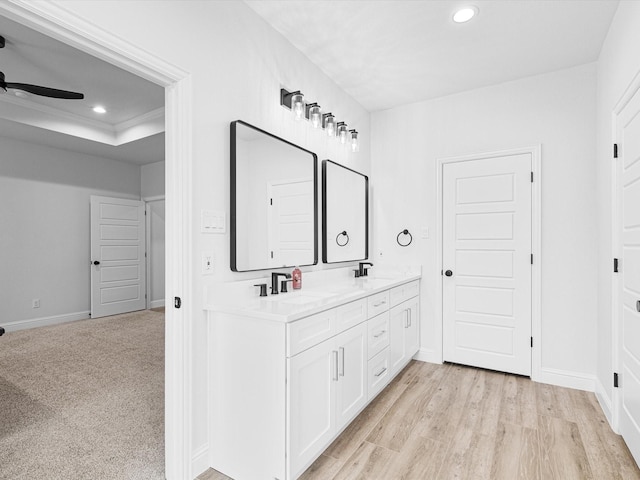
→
(373, 330, 387, 338)
(339, 347, 345, 377)
(408, 309, 412, 327)
(404, 309, 409, 328)
(374, 367, 387, 377)
(332, 350, 339, 381)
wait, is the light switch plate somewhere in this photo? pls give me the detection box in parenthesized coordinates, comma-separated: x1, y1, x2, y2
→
(201, 210, 226, 234)
(202, 252, 214, 274)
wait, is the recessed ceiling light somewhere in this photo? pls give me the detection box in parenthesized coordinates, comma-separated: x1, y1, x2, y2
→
(453, 6, 478, 23)
(92, 105, 107, 114)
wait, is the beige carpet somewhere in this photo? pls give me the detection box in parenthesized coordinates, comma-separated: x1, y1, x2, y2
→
(0, 310, 165, 480)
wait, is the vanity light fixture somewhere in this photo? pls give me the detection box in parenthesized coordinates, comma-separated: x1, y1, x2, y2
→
(323, 113, 336, 137)
(337, 122, 348, 144)
(92, 105, 107, 114)
(280, 89, 306, 120)
(453, 5, 478, 23)
(306, 102, 322, 128)
(349, 129, 359, 152)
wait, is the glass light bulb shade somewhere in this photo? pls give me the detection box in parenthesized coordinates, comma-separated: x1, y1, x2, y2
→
(350, 132, 359, 152)
(292, 93, 305, 120)
(309, 105, 322, 128)
(325, 116, 336, 137)
(338, 125, 348, 144)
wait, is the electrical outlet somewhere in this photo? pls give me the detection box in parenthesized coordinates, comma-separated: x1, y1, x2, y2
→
(202, 253, 213, 274)
(32, 299, 40, 308)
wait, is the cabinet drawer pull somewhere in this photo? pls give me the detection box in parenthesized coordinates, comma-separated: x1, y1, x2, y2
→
(333, 350, 339, 381)
(373, 300, 386, 307)
(373, 330, 387, 338)
(339, 347, 345, 377)
(374, 367, 387, 377)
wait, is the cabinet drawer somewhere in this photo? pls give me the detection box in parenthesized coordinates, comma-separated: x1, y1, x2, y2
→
(367, 291, 390, 318)
(368, 347, 390, 400)
(336, 299, 367, 333)
(389, 280, 420, 307)
(367, 311, 389, 360)
(288, 309, 336, 357)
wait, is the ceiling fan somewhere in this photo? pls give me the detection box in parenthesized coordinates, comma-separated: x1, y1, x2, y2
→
(0, 35, 84, 100)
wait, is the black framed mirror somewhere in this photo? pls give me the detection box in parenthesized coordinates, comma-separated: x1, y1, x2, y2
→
(230, 120, 318, 272)
(322, 160, 368, 263)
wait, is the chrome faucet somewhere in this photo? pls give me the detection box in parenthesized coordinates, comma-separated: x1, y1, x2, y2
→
(271, 272, 291, 294)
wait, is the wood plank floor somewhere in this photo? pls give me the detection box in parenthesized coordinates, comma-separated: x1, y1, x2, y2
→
(198, 361, 640, 480)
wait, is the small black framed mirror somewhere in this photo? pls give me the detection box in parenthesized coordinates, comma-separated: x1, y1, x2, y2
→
(322, 160, 368, 263)
(231, 120, 318, 272)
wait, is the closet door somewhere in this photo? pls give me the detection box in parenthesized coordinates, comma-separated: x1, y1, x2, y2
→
(616, 83, 640, 465)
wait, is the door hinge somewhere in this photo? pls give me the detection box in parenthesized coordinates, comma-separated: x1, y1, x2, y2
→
(614, 143, 618, 158)
(270, 251, 274, 259)
(531, 171, 534, 183)
(614, 372, 619, 388)
(174, 296, 182, 309)
(270, 198, 273, 205)
(531, 254, 533, 265)
(614, 258, 619, 273)
(531, 337, 533, 348)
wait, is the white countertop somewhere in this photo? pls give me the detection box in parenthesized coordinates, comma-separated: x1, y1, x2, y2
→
(204, 272, 421, 323)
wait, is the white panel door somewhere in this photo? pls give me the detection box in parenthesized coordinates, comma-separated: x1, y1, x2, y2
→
(443, 154, 532, 375)
(268, 179, 315, 267)
(90, 195, 146, 318)
(617, 85, 640, 464)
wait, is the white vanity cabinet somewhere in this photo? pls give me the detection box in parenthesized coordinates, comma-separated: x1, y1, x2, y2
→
(208, 277, 420, 480)
(288, 320, 367, 477)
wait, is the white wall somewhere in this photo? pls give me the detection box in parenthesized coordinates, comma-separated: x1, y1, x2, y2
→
(141, 160, 165, 199)
(595, 1, 640, 422)
(371, 63, 598, 387)
(56, 0, 371, 469)
(0, 135, 141, 330)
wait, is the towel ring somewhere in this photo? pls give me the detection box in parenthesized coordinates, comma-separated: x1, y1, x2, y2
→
(336, 230, 349, 247)
(397, 229, 412, 247)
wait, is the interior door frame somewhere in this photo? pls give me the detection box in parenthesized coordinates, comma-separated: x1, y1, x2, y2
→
(144, 195, 166, 310)
(0, 2, 194, 479)
(611, 67, 640, 434)
(435, 146, 541, 380)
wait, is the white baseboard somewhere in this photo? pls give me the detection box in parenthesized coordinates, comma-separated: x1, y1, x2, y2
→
(536, 367, 596, 392)
(150, 299, 165, 309)
(192, 443, 209, 478)
(3, 311, 90, 332)
(596, 376, 615, 430)
(413, 347, 443, 364)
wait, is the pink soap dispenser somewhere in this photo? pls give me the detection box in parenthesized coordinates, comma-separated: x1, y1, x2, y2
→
(292, 267, 302, 290)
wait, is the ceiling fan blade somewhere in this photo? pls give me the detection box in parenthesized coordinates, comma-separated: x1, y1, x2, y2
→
(5, 82, 84, 99)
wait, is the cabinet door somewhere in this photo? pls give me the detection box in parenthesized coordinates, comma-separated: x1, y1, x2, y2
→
(404, 297, 419, 358)
(389, 303, 408, 375)
(335, 322, 368, 430)
(288, 340, 336, 477)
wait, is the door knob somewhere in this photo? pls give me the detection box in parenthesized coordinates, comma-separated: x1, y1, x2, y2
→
(93, 261, 100, 265)
(445, 270, 453, 277)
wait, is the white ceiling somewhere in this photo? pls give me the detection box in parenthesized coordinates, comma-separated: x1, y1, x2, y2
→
(0, 1, 619, 162)
(246, 0, 619, 112)
(0, 15, 165, 165)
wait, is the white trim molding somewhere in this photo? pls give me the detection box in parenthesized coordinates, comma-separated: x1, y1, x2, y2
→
(596, 376, 615, 430)
(0, 2, 195, 479)
(435, 146, 542, 378)
(537, 367, 596, 393)
(3, 311, 90, 332)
